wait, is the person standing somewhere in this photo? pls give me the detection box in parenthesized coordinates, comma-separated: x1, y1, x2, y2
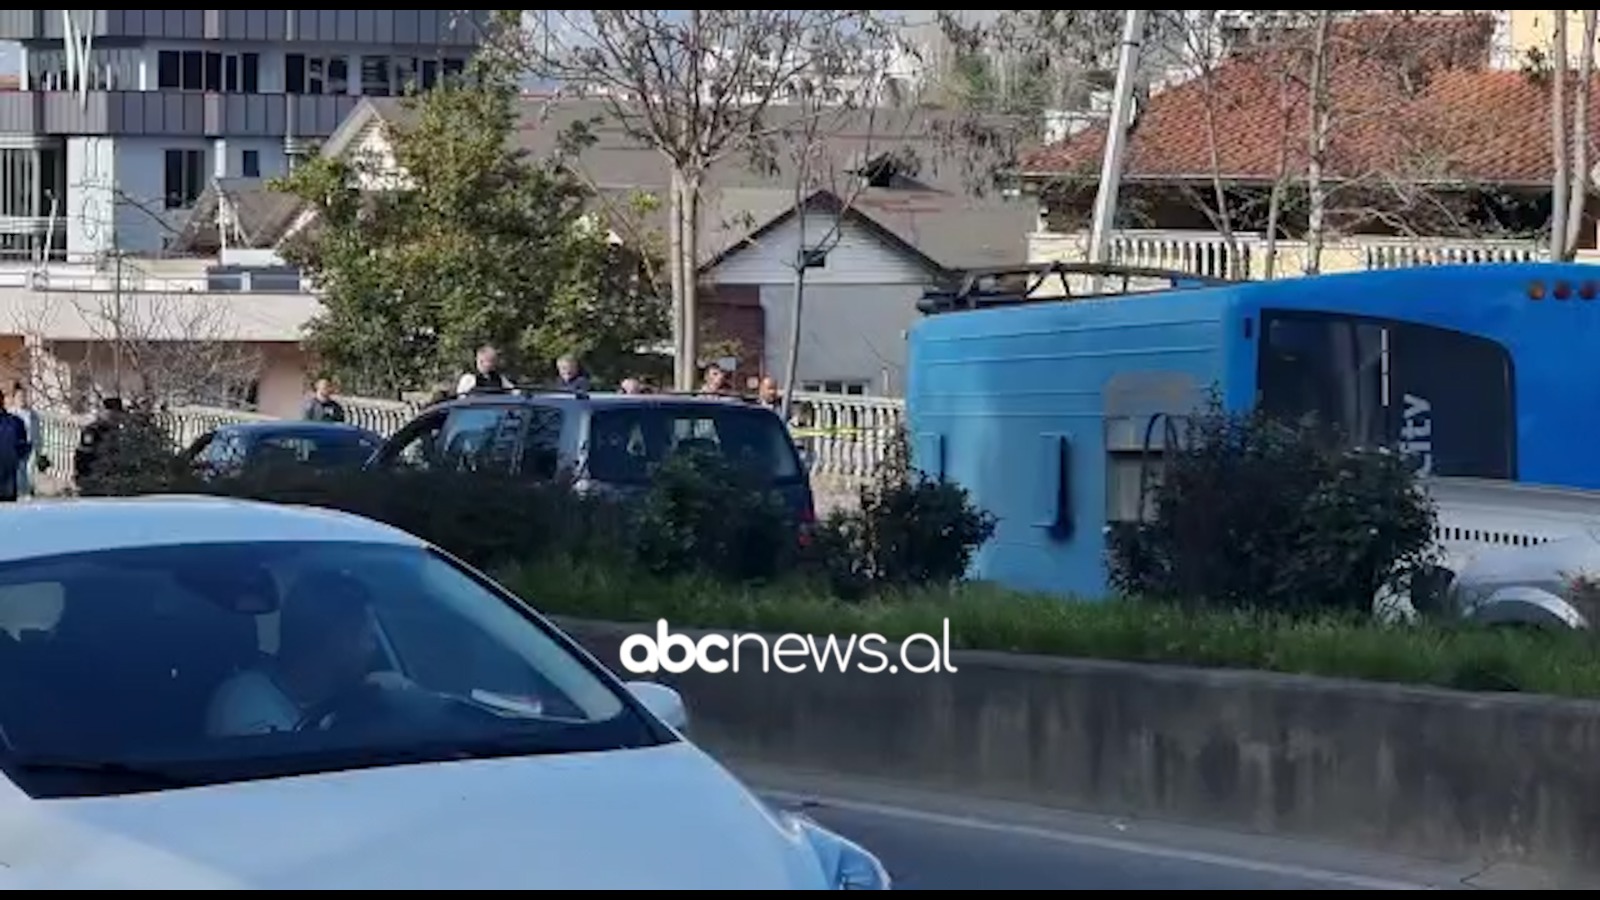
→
(699, 362, 730, 395)
(0, 389, 33, 503)
(8, 383, 39, 499)
(457, 345, 514, 395)
(73, 396, 124, 482)
(554, 354, 591, 392)
(301, 378, 347, 422)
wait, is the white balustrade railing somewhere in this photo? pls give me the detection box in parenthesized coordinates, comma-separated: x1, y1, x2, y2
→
(1028, 229, 1550, 279)
(33, 391, 906, 494)
(1359, 238, 1546, 270)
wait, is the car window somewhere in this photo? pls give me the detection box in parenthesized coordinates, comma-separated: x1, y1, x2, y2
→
(251, 435, 315, 468)
(387, 412, 448, 471)
(586, 405, 801, 484)
(0, 541, 660, 800)
(250, 433, 378, 469)
(519, 406, 565, 480)
(199, 432, 246, 472)
(440, 406, 523, 475)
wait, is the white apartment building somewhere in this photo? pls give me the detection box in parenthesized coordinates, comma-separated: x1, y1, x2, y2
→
(0, 10, 485, 260)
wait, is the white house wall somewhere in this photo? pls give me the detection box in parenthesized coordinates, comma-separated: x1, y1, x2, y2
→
(709, 211, 930, 287)
(759, 282, 921, 393)
(706, 211, 934, 395)
(0, 284, 319, 341)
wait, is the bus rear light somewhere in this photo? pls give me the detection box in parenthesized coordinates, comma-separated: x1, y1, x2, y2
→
(1529, 281, 1546, 300)
(1581, 281, 1597, 300)
(1555, 281, 1574, 300)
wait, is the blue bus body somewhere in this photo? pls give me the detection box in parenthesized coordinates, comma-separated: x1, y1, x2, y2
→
(906, 263, 1600, 598)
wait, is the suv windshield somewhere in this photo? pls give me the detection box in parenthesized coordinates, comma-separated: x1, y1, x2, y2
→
(586, 405, 802, 484)
(0, 541, 667, 799)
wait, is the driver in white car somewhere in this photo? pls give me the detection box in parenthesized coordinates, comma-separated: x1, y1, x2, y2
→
(206, 571, 380, 736)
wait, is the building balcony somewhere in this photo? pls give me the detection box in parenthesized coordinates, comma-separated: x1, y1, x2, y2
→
(0, 10, 486, 46)
(1027, 229, 1552, 280)
(0, 91, 361, 139)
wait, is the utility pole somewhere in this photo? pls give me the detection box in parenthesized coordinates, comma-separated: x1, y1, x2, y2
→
(1086, 10, 1149, 272)
(111, 250, 124, 392)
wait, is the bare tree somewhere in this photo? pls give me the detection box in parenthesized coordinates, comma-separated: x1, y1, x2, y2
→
(767, 77, 919, 415)
(1542, 10, 1600, 260)
(502, 9, 907, 389)
(7, 288, 265, 413)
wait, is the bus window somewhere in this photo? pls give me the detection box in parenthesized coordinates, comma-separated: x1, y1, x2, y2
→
(1257, 311, 1514, 479)
(1258, 314, 1385, 448)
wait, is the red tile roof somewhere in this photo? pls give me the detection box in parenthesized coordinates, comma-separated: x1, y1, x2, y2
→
(1023, 14, 1577, 187)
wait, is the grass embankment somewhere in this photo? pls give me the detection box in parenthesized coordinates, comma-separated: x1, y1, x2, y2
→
(502, 558, 1600, 701)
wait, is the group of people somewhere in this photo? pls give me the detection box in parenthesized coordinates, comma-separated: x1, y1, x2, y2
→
(429, 345, 792, 409)
(294, 345, 798, 431)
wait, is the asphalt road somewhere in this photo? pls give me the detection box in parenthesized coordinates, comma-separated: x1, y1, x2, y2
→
(745, 766, 1517, 890)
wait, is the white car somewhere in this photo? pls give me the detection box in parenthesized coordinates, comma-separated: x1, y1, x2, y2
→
(0, 497, 889, 890)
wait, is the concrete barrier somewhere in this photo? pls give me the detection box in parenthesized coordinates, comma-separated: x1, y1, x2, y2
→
(559, 618, 1600, 874)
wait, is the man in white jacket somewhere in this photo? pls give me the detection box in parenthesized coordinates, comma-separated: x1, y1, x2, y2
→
(456, 344, 513, 396)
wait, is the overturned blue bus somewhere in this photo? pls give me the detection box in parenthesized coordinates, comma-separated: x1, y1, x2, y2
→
(905, 261, 1600, 598)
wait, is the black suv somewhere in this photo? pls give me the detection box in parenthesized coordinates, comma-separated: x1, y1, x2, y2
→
(369, 389, 817, 525)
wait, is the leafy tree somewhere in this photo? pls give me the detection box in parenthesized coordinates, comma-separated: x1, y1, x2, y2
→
(276, 59, 666, 396)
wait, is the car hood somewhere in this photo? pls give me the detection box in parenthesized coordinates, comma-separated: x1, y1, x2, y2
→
(0, 742, 829, 889)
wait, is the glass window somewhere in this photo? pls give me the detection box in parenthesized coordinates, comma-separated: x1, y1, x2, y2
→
(439, 406, 522, 475)
(157, 51, 180, 89)
(241, 53, 260, 94)
(326, 57, 348, 95)
(284, 53, 305, 94)
(1257, 311, 1515, 479)
(241, 149, 260, 179)
(0, 541, 659, 799)
(586, 405, 801, 484)
(180, 50, 203, 91)
(361, 55, 392, 96)
(204, 51, 222, 92)
(385, 411, 447, 471)
(519, 407, 565, 480)
(163, 149, 205, 210)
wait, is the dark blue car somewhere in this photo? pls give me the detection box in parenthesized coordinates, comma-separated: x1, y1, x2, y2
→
(182, 421, 384, 481)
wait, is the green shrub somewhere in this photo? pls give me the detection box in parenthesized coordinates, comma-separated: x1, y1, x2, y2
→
(808, 428, 996, 596)
(72, 411, 187, 497)
(1107, 402, 1437, 615)
(631, 447, 798, 581)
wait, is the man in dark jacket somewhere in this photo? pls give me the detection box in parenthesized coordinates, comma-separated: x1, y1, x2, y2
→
(0, 389, 34, 502)
(302, 378, 347, 422)
(554, 354, 591, 392)
(74, 396, 124, 481)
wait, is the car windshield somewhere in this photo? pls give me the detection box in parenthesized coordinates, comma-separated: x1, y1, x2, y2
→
(586, 405, 802, 484)
(0, 541, 666, 799)
(248, 432, 379, 469)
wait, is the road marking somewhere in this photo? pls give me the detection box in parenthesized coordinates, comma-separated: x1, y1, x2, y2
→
(762, 789, 1442, 890)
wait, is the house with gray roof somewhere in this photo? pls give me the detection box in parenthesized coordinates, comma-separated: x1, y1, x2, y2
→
(173, 94, 1039, 395)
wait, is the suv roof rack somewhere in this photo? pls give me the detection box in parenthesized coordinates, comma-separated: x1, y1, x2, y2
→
(917, 261, 1236, 316)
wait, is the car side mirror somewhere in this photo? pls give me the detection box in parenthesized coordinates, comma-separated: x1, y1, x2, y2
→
(625, 681, 688, 732)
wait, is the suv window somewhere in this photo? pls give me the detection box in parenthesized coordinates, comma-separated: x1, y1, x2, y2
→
(586, 405, 800, 484)
(439, 406, 524, 475)
(519, 406, 565, 480)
